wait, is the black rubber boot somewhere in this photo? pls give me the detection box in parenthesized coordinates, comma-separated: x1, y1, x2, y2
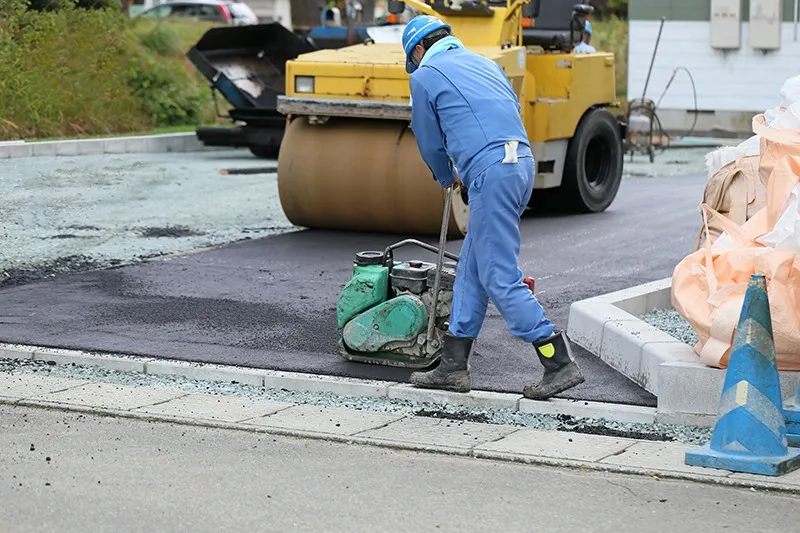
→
(410, 334, 473, 393)
(523, 330, 585, 400)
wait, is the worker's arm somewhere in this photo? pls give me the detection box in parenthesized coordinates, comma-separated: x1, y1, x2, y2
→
(409, 73, 456, 188)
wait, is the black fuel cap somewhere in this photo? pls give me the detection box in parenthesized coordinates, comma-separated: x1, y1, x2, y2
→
(355, 251, 385, 266)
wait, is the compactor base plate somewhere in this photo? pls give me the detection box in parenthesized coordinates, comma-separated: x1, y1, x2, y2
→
(337, 339, 441, 370)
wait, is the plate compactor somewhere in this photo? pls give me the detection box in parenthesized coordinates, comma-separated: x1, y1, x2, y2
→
(336, 189, 534, 369)
(336, 241, 459, 368)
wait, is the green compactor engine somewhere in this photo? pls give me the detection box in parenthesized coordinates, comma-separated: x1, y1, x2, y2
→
(336, 238, 536, 369)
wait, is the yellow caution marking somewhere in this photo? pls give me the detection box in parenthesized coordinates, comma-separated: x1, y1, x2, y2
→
(539, 343, 555, 358)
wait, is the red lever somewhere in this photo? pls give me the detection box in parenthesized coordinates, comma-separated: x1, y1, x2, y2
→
(522, 276, 535, 293)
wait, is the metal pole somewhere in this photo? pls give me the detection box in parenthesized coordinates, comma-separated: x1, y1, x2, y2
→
(641, 16, 666, 103)
(794, 0, 798, 42)
(426, 186, 452, 345)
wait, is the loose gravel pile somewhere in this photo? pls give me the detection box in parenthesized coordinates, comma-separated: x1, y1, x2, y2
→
(641, 308, 699, 346)
(0, 150, 297, 287)
(0, 357, 713, 445)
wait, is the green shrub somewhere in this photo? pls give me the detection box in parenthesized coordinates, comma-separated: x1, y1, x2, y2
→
(24, 0, 120, 12)
(0, 5, 149, 138)
(591, 16, 628, 98)
(137, 21, 182, 56)
(127, 52, 209, 127)
(588, 0, 628, 19)
(0, 3, 217, 140)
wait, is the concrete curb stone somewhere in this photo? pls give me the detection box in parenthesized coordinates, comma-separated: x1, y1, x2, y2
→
(566, 278, 800, 427)
(0, 132, 223, 159)
(1, 342, 656, 425)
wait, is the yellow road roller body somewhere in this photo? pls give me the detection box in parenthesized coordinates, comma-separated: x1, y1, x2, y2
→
(276, 0, 625, 238)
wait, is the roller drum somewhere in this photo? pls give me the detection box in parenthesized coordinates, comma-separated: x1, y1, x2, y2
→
(277, 116, 469, 238)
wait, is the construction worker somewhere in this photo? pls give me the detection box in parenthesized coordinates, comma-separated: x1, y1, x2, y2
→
(402, 15, 585, 400)
(574, 19, 596, 53)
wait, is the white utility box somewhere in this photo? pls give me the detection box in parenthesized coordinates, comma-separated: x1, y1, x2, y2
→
(750, 0, 783, 50)
(710, 0, 742, 49)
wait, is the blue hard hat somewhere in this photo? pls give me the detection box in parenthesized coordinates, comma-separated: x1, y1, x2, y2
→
(584, 20, 592, 34)
(402, 15, 451, 74)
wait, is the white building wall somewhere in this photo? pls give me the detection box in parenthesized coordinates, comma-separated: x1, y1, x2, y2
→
(627, 20, 800, 134)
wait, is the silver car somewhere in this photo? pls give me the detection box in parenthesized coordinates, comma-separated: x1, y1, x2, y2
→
(136, 0, 259, 26)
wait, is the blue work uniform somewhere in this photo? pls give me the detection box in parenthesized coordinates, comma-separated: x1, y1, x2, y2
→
(409, 46, 555, 344)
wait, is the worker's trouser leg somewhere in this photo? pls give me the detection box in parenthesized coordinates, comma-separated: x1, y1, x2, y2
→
(448, 157, 554, 343)
(447, 230, 489, 338)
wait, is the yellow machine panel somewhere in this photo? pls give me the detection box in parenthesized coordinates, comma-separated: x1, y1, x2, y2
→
(523, 51, 617, 142)
(285, 44, 528, 103)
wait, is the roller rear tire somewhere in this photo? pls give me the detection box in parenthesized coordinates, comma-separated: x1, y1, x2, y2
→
(532, 108, 624, 214)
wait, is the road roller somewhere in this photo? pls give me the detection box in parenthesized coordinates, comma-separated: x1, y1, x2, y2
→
(275, 0, 625, 238)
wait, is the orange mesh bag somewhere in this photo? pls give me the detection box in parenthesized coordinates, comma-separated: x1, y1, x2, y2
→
(671, 113, 800, 370)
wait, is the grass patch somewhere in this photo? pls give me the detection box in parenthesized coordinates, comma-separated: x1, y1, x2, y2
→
(591, 16, 628, 98)
(0, 3, 225, 141)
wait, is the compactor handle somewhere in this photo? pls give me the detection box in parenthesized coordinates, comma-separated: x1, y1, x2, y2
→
(384, 239, 460, 263)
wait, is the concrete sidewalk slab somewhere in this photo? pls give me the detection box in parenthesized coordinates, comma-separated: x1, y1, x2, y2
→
(0, 373, 90, 400)
(357, 416, 519, 451)
(244, 404, 404, 436)
(474, 428, 635, 463)
(131, 393, 294, 423)
(599, 441, 730, 477)
(29, 382, 186, 411)
(2, 369, 800, 494)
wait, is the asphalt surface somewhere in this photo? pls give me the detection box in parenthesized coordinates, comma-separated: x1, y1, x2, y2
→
(0, 170, 706, 407)
(2, 405, 798, 532)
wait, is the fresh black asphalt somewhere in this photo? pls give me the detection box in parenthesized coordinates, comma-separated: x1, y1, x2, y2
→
(0, 173, 706, 406)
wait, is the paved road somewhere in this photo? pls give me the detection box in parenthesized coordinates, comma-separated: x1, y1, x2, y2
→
(1, 405, 796, 532)
(0, 172, 705, 406)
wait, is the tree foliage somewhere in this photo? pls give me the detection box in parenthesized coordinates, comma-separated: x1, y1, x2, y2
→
(588, 0, 628, 19)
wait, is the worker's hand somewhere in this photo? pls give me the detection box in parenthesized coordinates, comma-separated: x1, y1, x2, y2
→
(457, 181, 468, 205)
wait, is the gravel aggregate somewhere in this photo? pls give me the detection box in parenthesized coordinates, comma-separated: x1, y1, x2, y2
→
(622, 147, 710, 178)
(641, 308, 699, 346)
(0, 357, 713, 445)
(0, 150, 297, 286)
(0, 146, 710, 287)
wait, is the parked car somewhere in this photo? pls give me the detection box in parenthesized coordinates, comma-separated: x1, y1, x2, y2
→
(135, 0, 259, 26)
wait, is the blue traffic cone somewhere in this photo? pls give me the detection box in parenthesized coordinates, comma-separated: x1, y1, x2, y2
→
(684, 274, 800, 476)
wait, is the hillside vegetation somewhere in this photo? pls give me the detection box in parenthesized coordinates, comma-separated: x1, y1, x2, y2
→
(0, 1, 221, 140)
(0, 1, 631, 141)
(592, 16, 629, 98)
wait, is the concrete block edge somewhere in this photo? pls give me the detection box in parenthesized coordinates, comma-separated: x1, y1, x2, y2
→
(0, 132, 223, 159)
(0, 342, 655, 424)
(565, 277, 739, 427)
